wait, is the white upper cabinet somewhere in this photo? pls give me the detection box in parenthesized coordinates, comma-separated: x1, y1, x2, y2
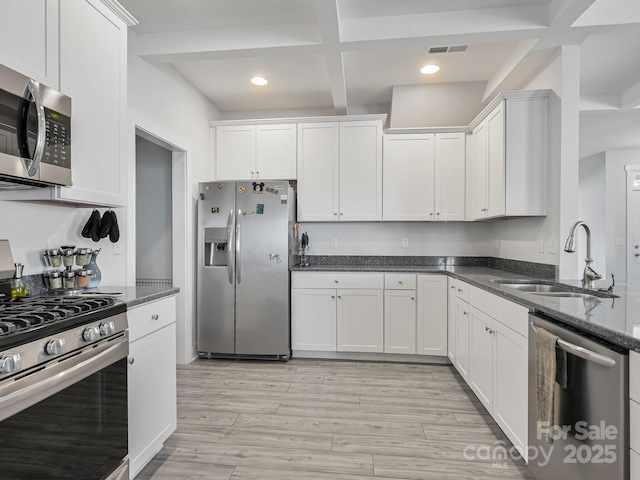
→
(296, 123, 340, 221)
(467, 91, 548, 220)
(56, 0, 128, 206)
(298, 118, 383, 222)
(214, 123, 297, 181)
(0, 0, 59, 88)
(383, 132, 465, 221)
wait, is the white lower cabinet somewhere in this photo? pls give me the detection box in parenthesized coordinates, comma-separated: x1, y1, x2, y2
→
(337, 289, 384, 353)
(630, 351, 640, 479)
(384, 289, 416, 354)
(453, 296, 471, 381)
(469, 307, 494, 410)
(446, 278, 458, 363)
(416, 275, 448, 356)
(128, 296, 177, 479)
(291, 289, 337, 351)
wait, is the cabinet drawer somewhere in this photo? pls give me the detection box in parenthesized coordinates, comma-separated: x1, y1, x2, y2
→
(292, 272, 383, 289)
(469, 285, 528, 337)
(632, 399, 640, 454)
(631, 351, 640, 402)
(385, 274, 416, 290)
(453, 280, 470, 302)
(129, 296, 177, 342)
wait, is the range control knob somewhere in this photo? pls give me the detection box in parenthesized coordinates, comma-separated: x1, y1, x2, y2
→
(83, 326, 100, 342)
(46, 338, 66, 356)
(0, 353, 22, 374)
(99, 321, 115, 337)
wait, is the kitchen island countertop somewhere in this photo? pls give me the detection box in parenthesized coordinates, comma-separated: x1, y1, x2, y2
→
(291, 264, 640, 352)
(84, 285, 179, 308)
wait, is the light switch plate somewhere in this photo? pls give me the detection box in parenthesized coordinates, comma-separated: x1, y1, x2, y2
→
(538, 239, 545, 253)
(330, 237, 338, 249)
(402, 237, 409, 248)
(546, 237, 557, 254)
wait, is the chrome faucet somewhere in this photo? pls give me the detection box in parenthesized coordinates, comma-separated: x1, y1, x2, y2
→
(563, 221, 602, 289)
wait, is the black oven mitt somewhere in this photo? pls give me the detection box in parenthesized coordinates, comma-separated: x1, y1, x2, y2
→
(109, 210, 120, 243)
(82, 209, 100, 239)
(99, 210, 113, 239)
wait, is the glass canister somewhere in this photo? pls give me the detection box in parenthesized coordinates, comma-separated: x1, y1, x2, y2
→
(75, 248, 93, 267)
(76, 269, 92, 288)
(61, 248, 76, 267)
(62, 270, 76, 289)
(86, 249, 102, 288)
(49, 271, 63, 290)
(47, 249, 62, 267)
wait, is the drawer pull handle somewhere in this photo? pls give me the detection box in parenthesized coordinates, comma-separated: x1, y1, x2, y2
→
(151, 314, 159, 321)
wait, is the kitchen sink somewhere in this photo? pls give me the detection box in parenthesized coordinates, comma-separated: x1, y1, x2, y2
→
(494, 280, 618, 298)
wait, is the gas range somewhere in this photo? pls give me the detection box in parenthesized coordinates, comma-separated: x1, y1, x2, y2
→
(0, 294, 128, 381)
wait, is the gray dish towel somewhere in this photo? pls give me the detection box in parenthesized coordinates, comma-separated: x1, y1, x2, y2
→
(536, 326, 563, 444)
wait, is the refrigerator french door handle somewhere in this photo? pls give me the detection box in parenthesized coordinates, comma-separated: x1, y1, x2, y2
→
(226, 208, 235, 285)
(236, 208, 242, 284)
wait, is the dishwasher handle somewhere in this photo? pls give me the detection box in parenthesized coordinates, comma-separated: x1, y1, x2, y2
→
(530, 321, 616, 368)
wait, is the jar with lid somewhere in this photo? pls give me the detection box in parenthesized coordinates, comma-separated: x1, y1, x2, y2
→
(62, 270, 76, 289)
(75, 269, 92, 288)
(49, 271, 63, 290)
(46, 249, 62, 267)
(61, 249, 75, 267)
(75, 248, 92, 267)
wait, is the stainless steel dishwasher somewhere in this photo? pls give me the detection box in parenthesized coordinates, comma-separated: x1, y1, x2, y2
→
(528, 313, 628, 480)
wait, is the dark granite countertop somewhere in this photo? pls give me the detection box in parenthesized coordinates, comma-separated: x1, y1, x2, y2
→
(292, 263, 640, 352)
(82, 285, 179, 308)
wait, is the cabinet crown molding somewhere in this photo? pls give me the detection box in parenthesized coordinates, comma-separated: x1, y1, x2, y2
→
(99, 0, 139, 26)
(467, 89, 551, 131)
(210, 114, 387, 127)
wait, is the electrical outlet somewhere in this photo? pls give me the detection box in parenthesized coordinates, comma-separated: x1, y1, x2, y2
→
(546, 237, 557, 254)
(46, 236, 59, 249)
(538, 239, 545, 253)
(615, 238, 624, 246)
(113, 244, 122, 255)
(401, 237, 409, 248)
(330, 237, 338, 249)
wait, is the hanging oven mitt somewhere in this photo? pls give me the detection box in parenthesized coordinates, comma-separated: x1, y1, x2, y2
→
(99, 210, 113, 239)
(82, 209, 100, 239)
(90, 210, 102, 242)
(109, 210, 120, 243)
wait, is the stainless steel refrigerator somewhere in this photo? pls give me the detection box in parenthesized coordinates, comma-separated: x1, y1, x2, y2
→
(196, 181, 295, 359)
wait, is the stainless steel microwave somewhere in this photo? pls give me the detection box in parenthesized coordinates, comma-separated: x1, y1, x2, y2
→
(0, 63, 71, 188)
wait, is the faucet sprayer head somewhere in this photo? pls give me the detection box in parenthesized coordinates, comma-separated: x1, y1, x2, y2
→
(564, 234, 576, 253)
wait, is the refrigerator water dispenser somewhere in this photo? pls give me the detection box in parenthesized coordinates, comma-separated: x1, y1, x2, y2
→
(204, 228, 228, 266)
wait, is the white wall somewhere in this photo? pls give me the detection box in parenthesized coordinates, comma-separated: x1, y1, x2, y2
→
(605, 149, 640, 281)
(0, 202, 126, 284)
(579, 152, 607, 275)
(136, 136, 172, 280)
(127, 31, 221, 363)
(299, 222, 494, 257)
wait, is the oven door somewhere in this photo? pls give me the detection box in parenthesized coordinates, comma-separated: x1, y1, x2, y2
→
(0, 332, 129, 480)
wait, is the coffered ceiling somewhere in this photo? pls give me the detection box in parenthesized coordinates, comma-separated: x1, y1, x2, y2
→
(120, 0, 640, 119)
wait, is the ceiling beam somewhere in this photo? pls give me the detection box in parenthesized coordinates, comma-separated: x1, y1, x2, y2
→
(549, 0, 598, 29)
(482, 39, 539, 102)
(313, 0, 348, 115)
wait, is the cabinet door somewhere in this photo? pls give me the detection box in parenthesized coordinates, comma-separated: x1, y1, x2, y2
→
(434, 133, 466, 221)
(493, 321, 528, 458)
(416, 275, 447, 356)
(297, 123, 339, 221)
(454, 297, 471, 381)
(447, 279, 457, 363)
(469, 307, 494, 411)
(486, 101, 506, 218)
(291, 289, 337, 351)
(468, 121, 488, 220)
(339, 121, 383, 221)
(382, 134, 434, 221)
(128, 323, 177, 479)
(0, 0, 58, 87)
(256, 124, 297, 179)
(216, 125, 255, 180)
(337, 289, 384, 352)
(384, 290, 416, 354)
(58, 0, 127, 206)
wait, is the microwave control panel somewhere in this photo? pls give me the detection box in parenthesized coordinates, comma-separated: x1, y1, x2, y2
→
(42, 107, 71, 168)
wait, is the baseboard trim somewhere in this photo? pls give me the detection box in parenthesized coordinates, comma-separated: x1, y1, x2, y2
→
(291, 350, 451, 364)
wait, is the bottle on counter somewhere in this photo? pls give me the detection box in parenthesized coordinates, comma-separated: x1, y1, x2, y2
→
(10, 263, 27, 297)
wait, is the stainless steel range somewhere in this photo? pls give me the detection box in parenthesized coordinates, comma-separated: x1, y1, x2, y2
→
(0, 242, 129, 480)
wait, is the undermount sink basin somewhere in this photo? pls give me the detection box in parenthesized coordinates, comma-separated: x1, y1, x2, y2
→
(494, 280, 618, 299)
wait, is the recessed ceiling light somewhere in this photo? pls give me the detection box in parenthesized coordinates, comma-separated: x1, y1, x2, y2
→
(420, 64, 440, 75)
(251, 76, 268, 86)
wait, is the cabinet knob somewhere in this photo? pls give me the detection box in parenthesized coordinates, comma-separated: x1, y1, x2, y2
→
(151, 314, 159, 321)
(410, 297, 415, 300)
(331, 295, 335, 299)
(429, 213, 434, 216)
(457, 288, 462, 293)
(334, 280, 339, 284)
(398, 281, 403, 285)
(340, 213, 344, 216)
(463, 311, 468, 316)
(450, 286, 455, 290)
(337, 295, 342, 299)
(436, 212, 440, 216)
(334, 212, 338, 216)
(128, 357, 135, 365)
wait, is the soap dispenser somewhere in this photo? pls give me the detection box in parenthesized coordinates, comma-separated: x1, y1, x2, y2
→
(10, 263, 27, 297)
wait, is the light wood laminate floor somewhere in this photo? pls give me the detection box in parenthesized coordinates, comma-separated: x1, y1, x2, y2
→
(137, 359, 534, 480)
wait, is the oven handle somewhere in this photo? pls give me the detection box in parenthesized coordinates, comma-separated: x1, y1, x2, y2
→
(0, 334, 128, 423)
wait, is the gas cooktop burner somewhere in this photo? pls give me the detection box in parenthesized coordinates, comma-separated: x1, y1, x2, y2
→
(0, 295, 124, 347)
